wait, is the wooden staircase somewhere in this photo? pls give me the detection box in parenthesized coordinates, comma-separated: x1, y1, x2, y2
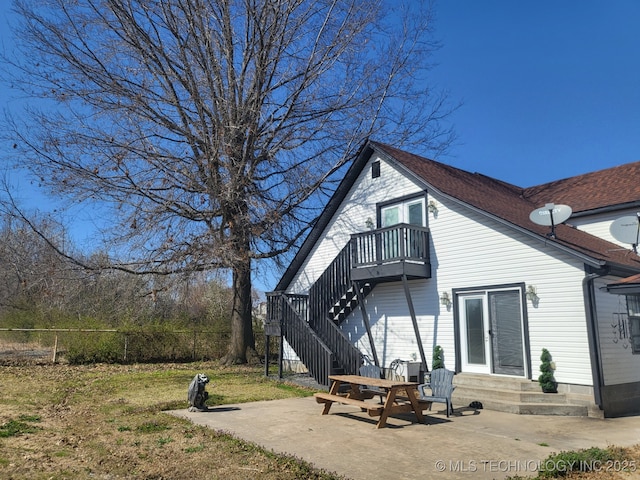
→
(328, 283, 373, 323)
(452, 373, 603, 418)
(269, 225, 431, 386)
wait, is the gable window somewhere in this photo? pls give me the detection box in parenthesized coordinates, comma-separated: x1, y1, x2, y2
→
(371, 161, 380, 178)
(380, 198, 425, 228)
(626, 295, 640, 354)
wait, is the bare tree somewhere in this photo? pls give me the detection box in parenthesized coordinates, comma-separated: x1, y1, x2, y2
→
(2, 0, 454, 364)
(0, 215, 69, 313)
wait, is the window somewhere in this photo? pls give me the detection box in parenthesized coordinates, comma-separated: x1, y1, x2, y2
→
(626, 295, 640, 353)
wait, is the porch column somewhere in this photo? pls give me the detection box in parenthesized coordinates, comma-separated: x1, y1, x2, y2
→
(402, 274, 429, 373)
(353, 281, 380, 367)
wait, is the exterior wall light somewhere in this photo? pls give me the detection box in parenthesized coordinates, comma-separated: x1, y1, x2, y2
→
(428, 200, 438, 217)
(440, 291, 452, 309)
(365, 217, 374, 230)
(526, 285, 539, 303)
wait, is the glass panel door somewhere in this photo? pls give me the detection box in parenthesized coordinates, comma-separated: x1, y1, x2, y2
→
(381, 199, 425, 260)
(458, 289, 526, 376)
(381, 206, 400, 227)
(381, 199, 425, 227)
(460, 296, 490, 374)
(381, 206, 400, 259)
(407, 201, 424, 226)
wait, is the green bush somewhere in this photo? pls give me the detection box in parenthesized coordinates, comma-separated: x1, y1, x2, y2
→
(538, 447, 626, 478)
(65, 331, 123, 364)
(432, 345, 444, 370)
(538, 348, 557, 393)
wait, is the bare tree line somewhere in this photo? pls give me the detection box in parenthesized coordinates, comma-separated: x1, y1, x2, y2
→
(0, 215, 236, 330)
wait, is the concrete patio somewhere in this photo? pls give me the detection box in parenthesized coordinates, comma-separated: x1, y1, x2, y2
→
(170, 396, 640, 480)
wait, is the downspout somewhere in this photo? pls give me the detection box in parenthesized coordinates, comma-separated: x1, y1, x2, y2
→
(582, 269, 608, 411)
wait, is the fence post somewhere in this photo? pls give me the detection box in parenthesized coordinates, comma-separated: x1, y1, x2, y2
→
(264, 334, 270, 377)
(52, 335, 58, 364)
(123, 335, 128, 362)
(193, 330, 197, 360)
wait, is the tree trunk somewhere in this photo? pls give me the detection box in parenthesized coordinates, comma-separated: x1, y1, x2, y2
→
(221, 257, 257, 365)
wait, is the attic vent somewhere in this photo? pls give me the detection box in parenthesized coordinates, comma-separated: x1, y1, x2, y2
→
(372, 161, 380, 178)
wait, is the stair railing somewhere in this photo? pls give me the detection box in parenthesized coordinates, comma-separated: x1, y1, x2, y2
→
(308, 243, 363, 377)
(267, 292, 333, 386)
(308, 244, 352, 328)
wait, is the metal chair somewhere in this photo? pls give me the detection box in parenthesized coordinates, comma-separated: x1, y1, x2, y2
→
(359, 363, 385, 403)
(417, 368, 455, 417)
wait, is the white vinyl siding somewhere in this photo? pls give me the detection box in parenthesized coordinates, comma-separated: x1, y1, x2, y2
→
(342, 280, 450, 371)
(340, 191, 594, 384)
(287, 155, 424, 293)
(571, 208, 640, 249)
(429, 197, 592, 384)
(284, 154, 636, 387)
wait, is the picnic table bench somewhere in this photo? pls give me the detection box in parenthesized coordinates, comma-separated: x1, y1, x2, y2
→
(314, 392, 384, 416)
(314, 374, 432, 428)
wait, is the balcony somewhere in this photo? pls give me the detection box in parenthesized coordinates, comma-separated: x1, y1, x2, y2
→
(350, 224, 431, 282)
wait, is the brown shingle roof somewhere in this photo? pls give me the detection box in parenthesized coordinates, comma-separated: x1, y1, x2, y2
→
(523, 162, 640, 213)
(372, 142, 640, 271)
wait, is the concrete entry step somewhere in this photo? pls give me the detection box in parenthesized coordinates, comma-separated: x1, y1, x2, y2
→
(451, 373, 602, 418)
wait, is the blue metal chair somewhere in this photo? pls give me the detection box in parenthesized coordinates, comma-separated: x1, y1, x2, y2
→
(417, 368, 455, 417)
(359, 363, 385, 403)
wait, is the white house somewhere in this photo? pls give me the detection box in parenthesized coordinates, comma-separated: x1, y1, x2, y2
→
(267, 140, 640, 417)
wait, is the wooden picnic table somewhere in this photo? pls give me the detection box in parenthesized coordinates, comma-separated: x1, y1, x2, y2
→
(314, 374, 431, 429)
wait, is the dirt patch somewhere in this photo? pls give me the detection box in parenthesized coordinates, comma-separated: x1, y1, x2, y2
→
(0, 342, 54, 365)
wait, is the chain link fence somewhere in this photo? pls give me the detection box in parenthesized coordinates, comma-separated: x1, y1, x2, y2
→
(0, 328, 234, 364)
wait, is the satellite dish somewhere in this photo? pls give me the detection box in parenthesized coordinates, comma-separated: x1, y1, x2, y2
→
(610, 214, 640, 253)
(529, 203, 572, 238)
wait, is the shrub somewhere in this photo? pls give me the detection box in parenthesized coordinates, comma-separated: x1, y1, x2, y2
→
(65, 331, 123, 364)
(538, 446, 626, 478)
(538, 348, 557, 393)
(432, 345, 444, 370)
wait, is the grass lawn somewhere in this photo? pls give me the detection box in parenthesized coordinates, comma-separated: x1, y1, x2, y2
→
(0, 362, 344, 479)
(3, 362, 640, 480)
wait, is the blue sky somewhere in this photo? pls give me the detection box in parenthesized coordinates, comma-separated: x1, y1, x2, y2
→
(6, 2, 638, 187)
(1, 1, 640, 289)
(430, 1, 640, 185)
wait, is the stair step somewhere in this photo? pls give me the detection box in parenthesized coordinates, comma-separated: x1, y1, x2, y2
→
(454, 387, 569, 404)
(453, 395, 589, 416)
(328, 283, 373, 324)
(454, 373, 539, 391)
(450, 373, 599, 417)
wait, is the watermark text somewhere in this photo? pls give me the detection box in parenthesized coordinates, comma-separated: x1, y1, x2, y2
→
(433, 459, 637, 474)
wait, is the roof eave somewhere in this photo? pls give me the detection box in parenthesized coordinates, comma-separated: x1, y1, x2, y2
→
(571, 200, 640, 218)
(273, 142, 376, 292)
(606, 284, 640, 295)
(377, 151, 615, 270)
(441, 190, 609, 268)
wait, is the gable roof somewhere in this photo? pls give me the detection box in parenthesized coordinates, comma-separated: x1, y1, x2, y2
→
(275, 141, 640, 291)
